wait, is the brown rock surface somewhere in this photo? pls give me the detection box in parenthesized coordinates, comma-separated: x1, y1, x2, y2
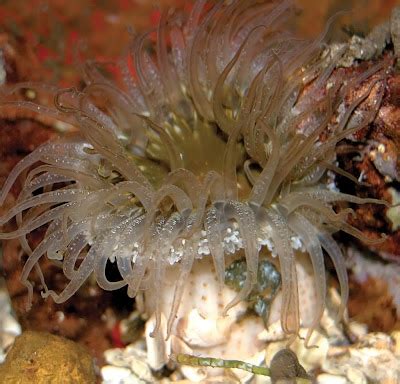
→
(0, 330, 96, 384)
(334, 64, 400, 261)
(348, 276, 400, 332)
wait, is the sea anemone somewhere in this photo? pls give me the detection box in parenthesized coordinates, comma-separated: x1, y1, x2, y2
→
(0, 0, 390, 353)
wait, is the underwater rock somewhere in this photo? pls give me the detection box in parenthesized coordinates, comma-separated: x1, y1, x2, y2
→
(347, 247, 400, 331)
(322, 331, 400, 383)
(0, 330, 96, 383)
(102, 343, 155, 384)
(335, 67, 400, 261)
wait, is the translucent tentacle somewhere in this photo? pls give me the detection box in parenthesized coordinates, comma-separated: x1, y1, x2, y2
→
(223, 201, 258, 315)
(265, 206, 299, 337)
(318, 231, 349, 320)
(166, 240, 196, 338)
(288, 213, 326, 346)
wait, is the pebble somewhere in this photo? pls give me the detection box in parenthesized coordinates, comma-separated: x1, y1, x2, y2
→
(316, 373, 347, 384)
(0, 331, 96, 383)
(0, 285, 21, 364)
(101, 366, 139, 384)
(102, 342, 155, 384)
(322, 331, 400, 383)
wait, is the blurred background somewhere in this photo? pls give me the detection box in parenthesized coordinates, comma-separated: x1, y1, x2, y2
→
(0, 0, 398, 86)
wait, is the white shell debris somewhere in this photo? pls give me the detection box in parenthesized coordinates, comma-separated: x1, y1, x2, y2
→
(322, 332, 400, 384)
(316, 373, 347, 384)
(0, 283, 21, 364)
(101, 342, 154, 384)
(101, 366, 135, 384)
(102, 325, 400, 383)
(387, 187, 400, 231)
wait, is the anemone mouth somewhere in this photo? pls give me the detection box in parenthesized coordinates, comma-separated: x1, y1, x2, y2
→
(0, 0, 391, 343)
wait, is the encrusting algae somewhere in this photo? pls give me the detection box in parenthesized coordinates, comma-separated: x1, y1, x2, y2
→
(0, 0, 397, 382)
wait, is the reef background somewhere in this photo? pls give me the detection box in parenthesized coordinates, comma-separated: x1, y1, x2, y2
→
(0, 0, 398, 86)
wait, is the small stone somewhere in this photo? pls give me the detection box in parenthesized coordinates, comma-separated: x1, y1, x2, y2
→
(347, 321, 368, 341)
(391, 331, 400, 356)
(359, 332, 393, 350)
(323, 331, 400, 383)
(2, 314, 21, 338)
(101, 365, 134, 383)
(346, 367, 367, 384)
(0, 331, 96, 383)
(316, 373, 347, 384)
(129, 356, 153, 383)
(269, 349, 311, 384)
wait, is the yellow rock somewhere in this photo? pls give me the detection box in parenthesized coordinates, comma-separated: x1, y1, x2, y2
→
(0, 330, 96, 384)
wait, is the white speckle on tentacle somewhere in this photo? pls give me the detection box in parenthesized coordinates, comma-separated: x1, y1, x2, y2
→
(167, 245, 184, 265)
(290, 236, 305, 252)
(107, 210, 305, 265)
(258, 236, 277, 256)
(223, 228, 243, 254)
(164, 221, 304, 264)
(326, 170, 340, 192)
(197, 237, 210, 255)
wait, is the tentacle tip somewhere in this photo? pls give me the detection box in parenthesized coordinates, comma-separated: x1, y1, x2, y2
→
(376, 232, 388, 244)
(149, 323, 161, 339)
(24, 298, 33, 312)
(304, 326, 321, 349)
(40, 289, 51, 299)
(221, 299, 236, 317)
(221, 304, 232, 317)
(127, 286, 137, 298)
(304, 340, 319, 349)
(285, 332, 299, 347)
(169, 353, 177, 363)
